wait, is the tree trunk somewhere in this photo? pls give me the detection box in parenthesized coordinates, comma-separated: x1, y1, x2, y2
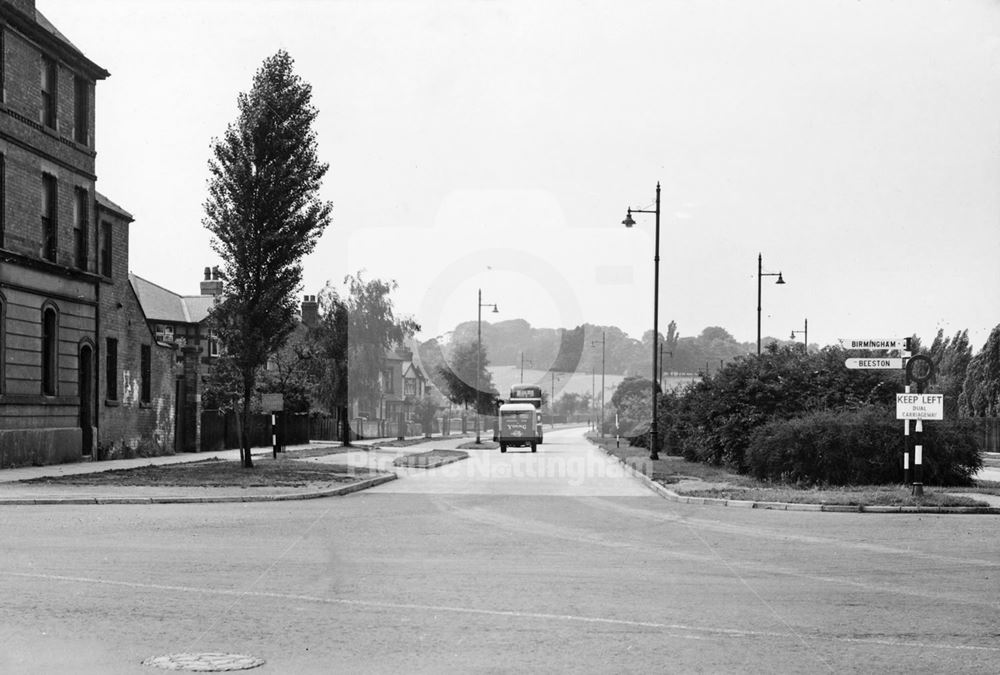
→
(241, 376, 254, 468)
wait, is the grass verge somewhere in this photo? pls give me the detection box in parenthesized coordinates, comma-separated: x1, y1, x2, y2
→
(20, 457, 379, 488)
(457, 440, 499, 450)
(392, 450, 468, 469)
(589, 435, 996, 508)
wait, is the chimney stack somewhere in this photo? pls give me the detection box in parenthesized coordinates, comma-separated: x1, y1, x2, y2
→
(301, 294, 319, 328)
(200, 266, 224, 297)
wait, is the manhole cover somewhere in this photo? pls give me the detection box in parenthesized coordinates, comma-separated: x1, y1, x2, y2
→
(142, 653, 265, 672)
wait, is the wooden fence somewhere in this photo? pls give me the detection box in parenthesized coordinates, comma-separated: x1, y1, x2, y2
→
(200, 411, 309, 452)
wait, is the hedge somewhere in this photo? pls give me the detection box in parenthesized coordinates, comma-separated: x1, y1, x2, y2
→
(745, 406, 982, 486)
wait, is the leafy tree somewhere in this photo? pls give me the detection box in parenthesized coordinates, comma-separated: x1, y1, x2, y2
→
(925, 329, 972, 417)
(661, 344, 898, 469)
(438, 341, 498, 414)
(341, 273, 419, 418)
(257, 327, 315, 413)
(201, 354, 244, 413)
(308, 286, 350, 443)
(959, 324, 1000, 417)
(412, 394, 440, 437)
(555, 392, 583, 417)
(203, 50, 332, 467)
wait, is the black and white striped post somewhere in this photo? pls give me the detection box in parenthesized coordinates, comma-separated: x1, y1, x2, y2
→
(903, 385, 911, 485)
(902, 351, 935, 498)
(271, 412, 280, 459)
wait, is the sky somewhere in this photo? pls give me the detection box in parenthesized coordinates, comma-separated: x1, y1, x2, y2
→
(42, 0, 1000, 361)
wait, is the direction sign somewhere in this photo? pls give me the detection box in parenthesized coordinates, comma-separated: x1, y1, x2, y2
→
(845, 358, 904, 370)
(261, 393, 284, 412)
(839, 338, 904, 350)
(896, 394, 944, 420)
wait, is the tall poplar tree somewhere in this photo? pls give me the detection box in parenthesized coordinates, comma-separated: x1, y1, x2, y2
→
(204, 50, 332, 468)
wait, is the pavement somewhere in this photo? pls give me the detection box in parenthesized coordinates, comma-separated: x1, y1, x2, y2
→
(0, 433, 470, 504)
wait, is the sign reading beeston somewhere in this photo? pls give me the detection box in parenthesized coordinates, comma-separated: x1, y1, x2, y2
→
(845, 358, 904, 370)
(896, 393, 944, 420)
(839, 338, 905, 350)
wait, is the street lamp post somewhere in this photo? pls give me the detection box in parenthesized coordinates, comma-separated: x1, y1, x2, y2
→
(476, 288, 498, 444)
(790, 318, 808, 353)
(623, 183, 662, 461)
(590, 331, 606, 439)
(756, 253, 786, 356)
(520, 352, 532, 383)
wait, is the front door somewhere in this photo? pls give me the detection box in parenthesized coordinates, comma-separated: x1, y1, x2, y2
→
(79, 345, 93, 454)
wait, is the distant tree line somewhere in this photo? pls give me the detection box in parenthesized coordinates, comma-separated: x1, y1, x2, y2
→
(431, 319, 790, 377)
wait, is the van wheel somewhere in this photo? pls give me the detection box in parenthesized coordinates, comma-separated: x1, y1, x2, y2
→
(500, 443, 507, 453)
(531, 442, 537, 453)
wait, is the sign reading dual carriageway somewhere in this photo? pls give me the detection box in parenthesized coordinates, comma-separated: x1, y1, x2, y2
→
(896, 393, 944, 420)
(838, 338, 905, 350)
(845, 358, 904, 370)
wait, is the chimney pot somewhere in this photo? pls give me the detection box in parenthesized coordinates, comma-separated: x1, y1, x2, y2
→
(301, 294, 320, 328)
(204, 267, 211, 280)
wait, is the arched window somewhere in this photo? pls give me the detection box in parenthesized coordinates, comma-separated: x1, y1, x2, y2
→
(41, 304, 58, 396)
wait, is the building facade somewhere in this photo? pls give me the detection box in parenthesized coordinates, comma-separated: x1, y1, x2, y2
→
(0, 1, 185, 465)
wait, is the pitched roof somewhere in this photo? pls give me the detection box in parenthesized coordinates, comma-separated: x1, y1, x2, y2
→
(34, 9, 79, 52)
(129, 273, 215, 324)
(96, 192, 135, 221)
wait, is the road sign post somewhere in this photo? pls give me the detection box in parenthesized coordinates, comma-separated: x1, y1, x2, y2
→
(262, 393, 285, 458)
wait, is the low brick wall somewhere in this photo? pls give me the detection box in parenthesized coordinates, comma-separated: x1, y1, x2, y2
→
(0, 428, 83, 468)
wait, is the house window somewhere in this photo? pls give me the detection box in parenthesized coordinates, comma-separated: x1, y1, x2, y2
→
(206, 328, 219, 357)
(383, 369, 394, 394)
(100, 221, 112, 276)
(41, 306, 57, 395)
(41, 174, 56, 262)
(41, 55, 56, 129)
(1, 28, 5, 104)
(105, 337, 118, 400)
(74, 188, 88, 270)
(154, 324, 174, 343)
(404, 378, 417, 396)
(140, 344, 151, 403)
(74, 77, 88, 144)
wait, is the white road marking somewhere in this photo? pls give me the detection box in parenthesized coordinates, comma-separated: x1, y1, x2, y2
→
(4, 571, 998, 654)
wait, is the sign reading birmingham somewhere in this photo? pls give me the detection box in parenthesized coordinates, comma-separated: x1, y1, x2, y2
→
(839, 338, 903, 350)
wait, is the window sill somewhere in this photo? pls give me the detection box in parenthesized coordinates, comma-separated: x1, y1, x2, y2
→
(104, 399, 119, 407)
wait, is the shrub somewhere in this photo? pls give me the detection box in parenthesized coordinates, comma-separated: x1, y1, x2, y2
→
(746, 405, 982, 486)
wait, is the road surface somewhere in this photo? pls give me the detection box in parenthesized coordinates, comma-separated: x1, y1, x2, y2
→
(1, 427, 998, 673)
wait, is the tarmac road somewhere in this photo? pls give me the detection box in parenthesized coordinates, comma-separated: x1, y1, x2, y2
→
(1, 427, 998, 673)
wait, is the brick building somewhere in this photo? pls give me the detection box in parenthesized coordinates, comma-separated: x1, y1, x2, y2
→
(0, 1, 188, 465)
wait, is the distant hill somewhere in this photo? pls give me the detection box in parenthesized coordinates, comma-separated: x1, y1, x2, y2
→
(423, 320, 787, 377)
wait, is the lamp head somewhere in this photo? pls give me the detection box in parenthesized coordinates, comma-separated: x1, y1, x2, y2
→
(790, 331, 796, 339)
(775, 272, 785, 285)
(622, 209, 635, 228)
(492, 305, 499, 314)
